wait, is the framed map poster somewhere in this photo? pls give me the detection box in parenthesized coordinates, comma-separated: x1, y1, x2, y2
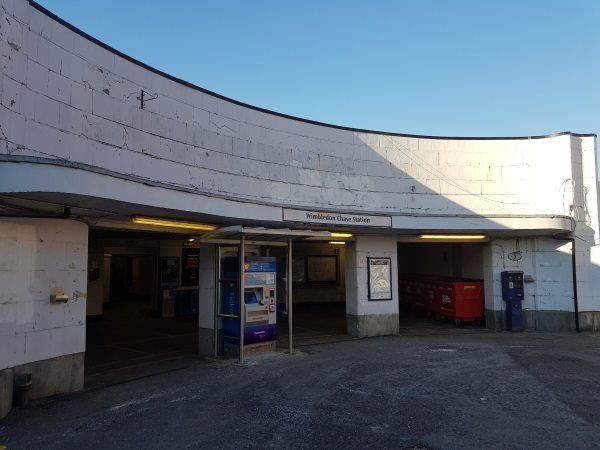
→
(160, 257, 180, 288)
(367, 257, 392, 301)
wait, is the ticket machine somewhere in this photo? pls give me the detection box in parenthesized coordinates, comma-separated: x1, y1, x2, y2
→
(222, 256, 277, 354)
(501, 271, 524, 332)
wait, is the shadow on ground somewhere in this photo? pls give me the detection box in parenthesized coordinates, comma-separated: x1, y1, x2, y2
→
(2, 332, 600, 449)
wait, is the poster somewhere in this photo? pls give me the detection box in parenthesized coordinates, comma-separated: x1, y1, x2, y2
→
(181, 248, 200, 287)
(160, 257, 180, 288)
(306, 255, 338, 283)
(292, 256, 305, 282)
(368, 257, 392, 301)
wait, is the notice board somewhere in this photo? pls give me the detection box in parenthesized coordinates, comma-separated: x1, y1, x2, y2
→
(367, 257, 392, 301)
(306, 255, 338, 283)
(181, 248, 200, 287)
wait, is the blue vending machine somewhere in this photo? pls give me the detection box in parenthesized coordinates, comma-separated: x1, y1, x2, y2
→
(222, 256, 277, 354)
(501, 271, 524, 331)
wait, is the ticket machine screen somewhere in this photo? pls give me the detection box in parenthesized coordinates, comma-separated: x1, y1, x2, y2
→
(244, 289, 263, 305)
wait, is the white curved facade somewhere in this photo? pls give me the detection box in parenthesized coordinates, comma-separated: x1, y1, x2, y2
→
(0, 1, 596, 227)
(1, 0, 600, 405)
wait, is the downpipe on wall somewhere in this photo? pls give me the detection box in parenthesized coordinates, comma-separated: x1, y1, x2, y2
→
(552, 233, 580, 333)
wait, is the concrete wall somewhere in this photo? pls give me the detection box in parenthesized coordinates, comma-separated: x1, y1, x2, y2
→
(398, 243, 484, 279)
(346, 235, 399, 337)
(198, 243, 217, 356)
(483, 237, 579, 331)
(0, 218, 87, 399)
(461, 244, 485, 279)
(292, 243, 346, 303)
(0, 0, 594, 221)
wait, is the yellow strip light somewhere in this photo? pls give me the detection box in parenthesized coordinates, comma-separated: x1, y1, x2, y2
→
(330, 232, 353, 238)
(131, 216, 218, 231)
(419, 234, 487, 240)
(329, 241, 346, 245)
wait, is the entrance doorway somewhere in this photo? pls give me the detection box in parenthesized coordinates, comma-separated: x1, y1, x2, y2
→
(278, 241, 349, 346)
(397, 241, 487, 334)
(85, 230, 200, 388)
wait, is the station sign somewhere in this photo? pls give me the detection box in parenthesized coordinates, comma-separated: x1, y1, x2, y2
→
(283, 208, 392, 228)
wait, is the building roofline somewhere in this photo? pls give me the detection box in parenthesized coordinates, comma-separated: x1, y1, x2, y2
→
(29, 1, 597, 142)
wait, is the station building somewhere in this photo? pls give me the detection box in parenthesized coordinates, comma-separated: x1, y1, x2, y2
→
(1, 0, 600, 413)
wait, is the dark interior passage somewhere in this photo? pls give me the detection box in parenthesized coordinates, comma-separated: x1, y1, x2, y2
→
(85, 300, 198, 388)
(277, 242, 350, 347)
(85, 231, 200, 388)
(397, 241, 486, 331)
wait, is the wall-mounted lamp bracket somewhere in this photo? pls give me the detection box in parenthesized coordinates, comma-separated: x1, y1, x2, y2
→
(137, 89, 158, 109)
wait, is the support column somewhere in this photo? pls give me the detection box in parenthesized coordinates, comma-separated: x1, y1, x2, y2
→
(345, 235, 399, 337)
(287, 236, 293, 354)
(198, 243, 218, 356)
(238, 235, 245, 364)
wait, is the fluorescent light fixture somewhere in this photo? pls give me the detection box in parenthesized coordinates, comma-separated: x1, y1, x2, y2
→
(330, 232, 353, 238)
(329, 241, 346, 245)
(131, 216, 218, 231)
(419, 234, 487, 240)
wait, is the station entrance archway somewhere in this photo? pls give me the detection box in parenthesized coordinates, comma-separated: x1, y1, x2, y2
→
(397, 239, 488, 334)
(85, 229, 200, 388)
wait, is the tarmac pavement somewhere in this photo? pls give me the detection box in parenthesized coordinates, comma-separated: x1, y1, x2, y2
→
(2, 331, 600, 449)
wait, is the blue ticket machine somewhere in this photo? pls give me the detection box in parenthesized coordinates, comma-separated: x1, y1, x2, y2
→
(222, 256, 277, 353)
(501, 271, 524, 331)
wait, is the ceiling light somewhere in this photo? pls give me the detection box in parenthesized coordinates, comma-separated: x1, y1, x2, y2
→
(329, 241, 346, 245)
(330, 232, 353, 238)
(419, 234, 487, 240)
(131, 216, 218, 231)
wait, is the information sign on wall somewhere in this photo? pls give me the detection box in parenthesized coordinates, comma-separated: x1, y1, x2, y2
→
(181, 248, 200, 287)
(160, 257, 180, 288)
(283, 208, 392, 228)
(367, 257, 392, 301)
(306, 255, 338, 283)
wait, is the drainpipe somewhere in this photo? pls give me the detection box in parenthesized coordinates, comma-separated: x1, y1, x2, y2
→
(569, 238, 581, 333)
(553, 234, 580, 333)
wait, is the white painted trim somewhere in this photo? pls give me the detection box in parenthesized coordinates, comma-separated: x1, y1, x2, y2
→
(0, 162, 574, 234)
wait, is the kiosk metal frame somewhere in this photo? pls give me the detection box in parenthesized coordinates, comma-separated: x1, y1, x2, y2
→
(200, 226, 331, 364)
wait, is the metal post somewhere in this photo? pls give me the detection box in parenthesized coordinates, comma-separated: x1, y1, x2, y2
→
(239, 234, 246, 364)
(571, 239, 580, 333)
(287, 236, 293, 354)
(213, 245, 220, 358)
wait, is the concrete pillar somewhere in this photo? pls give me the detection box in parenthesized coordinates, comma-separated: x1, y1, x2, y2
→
(345, 235, 399, 337)
(198, 243, 219, 356)
(482, 241, 504, 330)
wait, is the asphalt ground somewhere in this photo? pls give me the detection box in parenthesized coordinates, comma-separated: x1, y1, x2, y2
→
(2, 330, 600, 449)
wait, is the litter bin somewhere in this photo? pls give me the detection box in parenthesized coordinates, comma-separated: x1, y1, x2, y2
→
(13, 373, 32, 407)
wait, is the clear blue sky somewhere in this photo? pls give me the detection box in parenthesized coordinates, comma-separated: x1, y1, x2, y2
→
(39, 0, 599, 137)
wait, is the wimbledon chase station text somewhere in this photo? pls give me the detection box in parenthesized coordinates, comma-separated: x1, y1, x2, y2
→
(282, 209, 392, 227)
